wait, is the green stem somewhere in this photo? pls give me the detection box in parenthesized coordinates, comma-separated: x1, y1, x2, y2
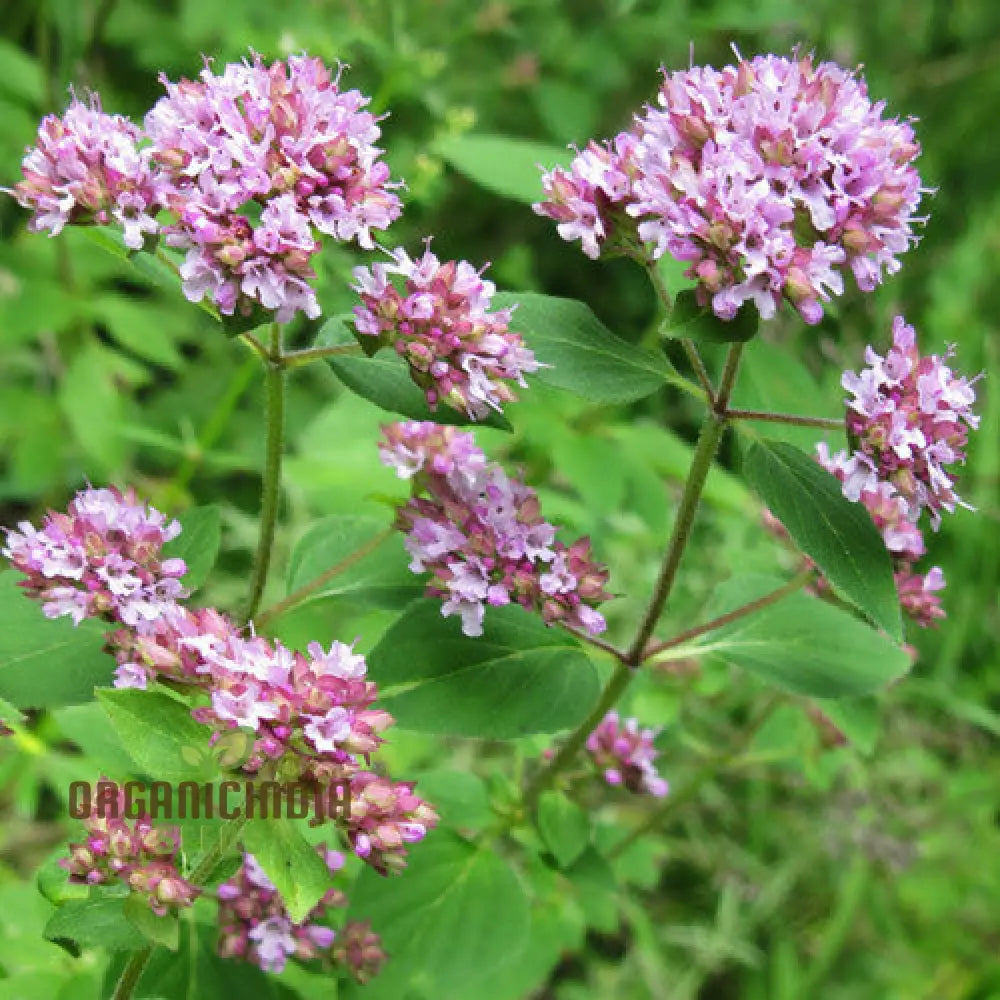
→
(113, 947, 153, 1000)
(282, 343, 363, 368)
(643, 570, 813, 660)
(522, 661, 634, 816)
(255, 527, 393, 629)
(726, 408, 844, 430)
(242, 325, 286, 623)
(715, 342, 744, 413)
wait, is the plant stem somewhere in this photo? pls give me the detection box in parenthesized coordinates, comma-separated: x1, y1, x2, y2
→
(715, 342, 744, 413)
(559, 623, 626, 660)
(242, 324, 286, 623)
(522, 661, 634, 816)
(282, 343, 363, 368)
(643, 570, 813, 660)
(644, 259, 715, 403)
(255, 527, 393, 629)
(725, 408, 845, 430)
(113, 947, 153, 1000)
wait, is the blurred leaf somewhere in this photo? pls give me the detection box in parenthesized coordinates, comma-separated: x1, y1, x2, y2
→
(328, 350, 512, 430)
(90, 296, 185, 369)
(96, 688, 219, 782)
(410, 769, 492, 832)
(36, 852, 89, 907)
(162, 506, 222, 592)
(57, 342, 127, 472)
(367, 600, 600, 738)
(668, 289, 759, 343)
(538, 790, 590, 869)
(51, 703, 136, 774)
(240, 819, 332, 924)
(43, 895, 147, 951)
(816, 697, 881, 755)
(435, 133, 571, 204)
(285, 515, 420, 610)
(687, 575, 911, 698)
(742, 438, 902, 640)
(495, 292, 671, 404)
(348, 832, 530, 998)
(0, 40, 43, 107)
(0, 573, 113, 708)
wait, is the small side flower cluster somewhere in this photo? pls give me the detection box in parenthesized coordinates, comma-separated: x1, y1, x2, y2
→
(2, 486, 187, 627)
(4, 488, 438, 877)
(10, 54, 400, 324)
(218, 849, 342, 974)
(840, 315, 979, 525)
(585, 711, 669, 798)
(379, 421, 611, 637)
(352, 245, 538, 419)
(62, 782, 197, 915)
(9, 94, 158, 250)
(535, 51, 924, 324)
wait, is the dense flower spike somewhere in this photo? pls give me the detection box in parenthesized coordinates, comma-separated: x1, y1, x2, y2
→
(840, 315, 979, 525)
(585, 711, 669, 797)
(379, 421, 611, 636)
(536, 51, 924, 323)
(62, 781, 198, 915)
(146, 52, 399, 322)
(2, 486, 187, 627)
(352, 245, 539, 418)
(11, 94, 159, 249)
(217, 849, 347, 974)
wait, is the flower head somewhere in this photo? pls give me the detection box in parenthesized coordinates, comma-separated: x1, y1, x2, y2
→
(378, 422, 611, 637)
(11, 93, 159, 249)
(841, 315, 979, 525)
(585, 711, 669, 797)
(535, 51, 925, 324)
(2, 486, 187, 628)
(352, 245, 538, 418)
(145, 53, 401, 322)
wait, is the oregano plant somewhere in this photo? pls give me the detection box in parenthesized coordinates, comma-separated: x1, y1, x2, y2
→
(0, 47, 982, 1000)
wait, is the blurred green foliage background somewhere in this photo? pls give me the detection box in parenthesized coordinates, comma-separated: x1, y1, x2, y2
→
(0, 1, 998, 998)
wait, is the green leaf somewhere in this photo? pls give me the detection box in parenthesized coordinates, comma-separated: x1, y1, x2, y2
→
(0, 694, 25, 728)
(537, 790, 590, 869)
(367, 600, 601, 738)
(240, 819, 332, 924)
(285, 515, 421, 610)
(0, 40, 44, 107)
(494, 292, 671, 404)
(0, 573, 113, 708)
(43, 896, 148, 951)
(667, 289, 759, 343)
(684, 575, 910, 698)
(36, 851, 89, 906)
(742, 439, 902, 640)
(123, 893, 180, 951)
(412, 770, 492, 832)
(328, 350, 512, 430)
(435, 133, 571, 204)
(348, 832, 530, 998)
(96, 688, 218, 782)
(161, 505, 222, 593)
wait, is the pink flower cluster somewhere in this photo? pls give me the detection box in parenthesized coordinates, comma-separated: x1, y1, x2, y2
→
(331, 919, 387, 985)
(11, 54, 401, 324)
(9, 93, 159, 250)
(147, 54, 400, 322)
(840, 316, 978, 526)
(62, 782, 198, 915)
(816, 443, 947, 627)
(2, 486, 187, 627)
(535, 52, 924, 324)
(5, 488, 437, 875)
(217, 849, 345, 974)
(585, 711, 669, 798)
(379, 421, 611, 637)
(352, 245, 538, 419)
